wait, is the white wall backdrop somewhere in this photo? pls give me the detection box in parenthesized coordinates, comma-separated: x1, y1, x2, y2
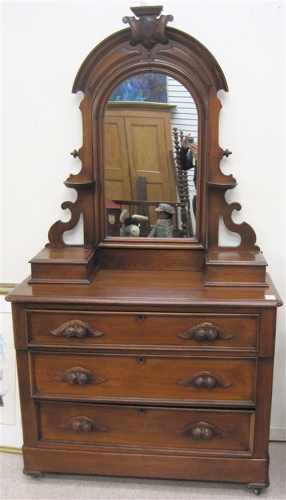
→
(1, 0, 285, 443)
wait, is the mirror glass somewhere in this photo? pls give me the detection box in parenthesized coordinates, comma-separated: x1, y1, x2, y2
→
(104, 73, 198, 239)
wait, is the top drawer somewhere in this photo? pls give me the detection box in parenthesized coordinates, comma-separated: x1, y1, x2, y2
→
(27, 310, 259, 350)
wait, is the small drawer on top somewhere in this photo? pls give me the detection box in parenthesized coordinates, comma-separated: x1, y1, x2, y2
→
(31, 352, 257, 406)
(38, 401, 254, 457)
(27, 310, 259, 349)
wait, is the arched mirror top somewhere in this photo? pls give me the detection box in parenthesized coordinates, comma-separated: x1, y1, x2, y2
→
(48, 5, 258, 256)
(72, 10, 228, 98)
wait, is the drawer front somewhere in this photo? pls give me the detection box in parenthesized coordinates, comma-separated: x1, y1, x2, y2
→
(27, 310, 259, 349)
(38, 401, 254, 455)
(31, 353, 256, 405)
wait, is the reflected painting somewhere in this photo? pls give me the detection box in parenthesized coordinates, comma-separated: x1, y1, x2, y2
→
(109, 73, 168, 103)
(104, 74, 198, 239)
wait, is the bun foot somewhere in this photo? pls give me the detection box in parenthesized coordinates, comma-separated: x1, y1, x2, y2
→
(248, 482, 268, 495)
(23, 468, 42, 478)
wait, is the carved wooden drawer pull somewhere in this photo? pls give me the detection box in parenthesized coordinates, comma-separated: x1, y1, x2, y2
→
(59, 416, 108, 434)
(54, 367, 107, 386)
(50, 320, 104, 339)
(177, 370, 232, 389)
(176, 421, 229, 440)
(179, 322, 234, 341)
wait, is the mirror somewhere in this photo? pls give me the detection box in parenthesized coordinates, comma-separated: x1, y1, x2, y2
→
(104, 73, 198, 240)
(47, 5, 230, 254)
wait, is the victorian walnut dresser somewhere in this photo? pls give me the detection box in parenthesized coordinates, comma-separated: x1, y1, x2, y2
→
(7, 6, 282, 496)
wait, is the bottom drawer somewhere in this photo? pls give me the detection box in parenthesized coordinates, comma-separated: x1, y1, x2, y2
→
(38, 402, 254, 456)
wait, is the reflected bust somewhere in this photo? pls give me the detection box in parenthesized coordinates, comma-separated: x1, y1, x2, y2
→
(104, 73, 198, 239)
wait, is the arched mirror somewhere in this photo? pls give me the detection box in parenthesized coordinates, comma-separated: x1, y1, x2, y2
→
(46, 4, 259, 277)
(48, 6, 224, 253)
(104, 73, 198, 240)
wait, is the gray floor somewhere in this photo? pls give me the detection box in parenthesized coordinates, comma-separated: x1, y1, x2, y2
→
(0, 442, 285, 500)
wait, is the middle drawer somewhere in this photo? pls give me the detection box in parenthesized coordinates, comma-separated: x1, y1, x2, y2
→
(31, 353, 257, 406)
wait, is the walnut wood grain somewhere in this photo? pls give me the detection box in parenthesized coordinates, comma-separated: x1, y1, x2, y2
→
(33, 353, 255, 404)
(27, 308, 259, 350)
(38, 401, 251, 453)
(8, 271, 282, 307)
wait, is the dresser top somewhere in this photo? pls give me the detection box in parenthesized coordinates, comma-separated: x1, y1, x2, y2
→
(6, 270, 282, 308)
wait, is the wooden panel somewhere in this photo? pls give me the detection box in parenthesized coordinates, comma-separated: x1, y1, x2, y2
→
(205, 265, 267, 287)
(22, 446, 269, 484)
(94, 249, 206, 271)
(27, 310, 259, 349)
(38, 401, 254, 455)
(31, 353, 256, 405)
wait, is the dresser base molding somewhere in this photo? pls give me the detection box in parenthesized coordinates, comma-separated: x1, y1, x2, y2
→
(22, 446, 269, 488)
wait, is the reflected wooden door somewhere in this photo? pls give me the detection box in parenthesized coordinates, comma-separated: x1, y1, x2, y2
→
(104, 116, 132, 200)
(104, 103, 177, 206)
(124, 115, 177, 203)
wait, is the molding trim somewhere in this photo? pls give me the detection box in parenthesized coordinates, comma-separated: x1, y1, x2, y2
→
(0, 446, 22, 454)
(270, 427, 286, 441)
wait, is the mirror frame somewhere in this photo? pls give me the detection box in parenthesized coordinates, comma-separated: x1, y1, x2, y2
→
(48, 6, 258, 254)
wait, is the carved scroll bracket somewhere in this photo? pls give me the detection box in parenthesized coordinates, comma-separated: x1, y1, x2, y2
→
(221, 201, 260, 251)
(47, 201, 82, 248)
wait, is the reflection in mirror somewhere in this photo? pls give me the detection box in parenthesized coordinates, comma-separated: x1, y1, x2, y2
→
(104, 73, 198, 239)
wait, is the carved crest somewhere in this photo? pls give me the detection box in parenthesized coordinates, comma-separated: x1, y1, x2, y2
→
(122, 6, 173, 49)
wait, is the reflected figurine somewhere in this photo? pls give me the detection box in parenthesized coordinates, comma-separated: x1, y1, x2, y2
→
(148, 203, 175, 238)
(120, 209, 148, 237)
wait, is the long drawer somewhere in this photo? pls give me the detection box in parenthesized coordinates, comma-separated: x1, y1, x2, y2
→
(31, 352, 257, 405)
(27, 310, 259, 349)
(37, 401, 254, 456)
